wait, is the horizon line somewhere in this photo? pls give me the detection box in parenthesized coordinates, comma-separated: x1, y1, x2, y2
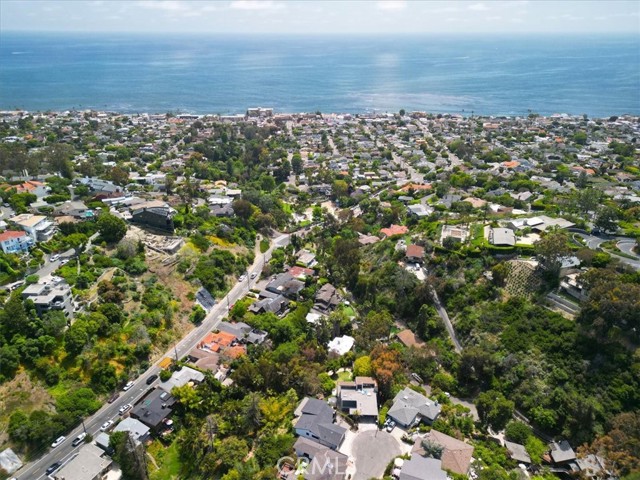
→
(2, 30, 639, 37)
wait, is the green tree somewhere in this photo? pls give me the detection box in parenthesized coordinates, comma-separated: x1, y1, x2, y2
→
(535, 232, 570, 283)
(525, 436, 547, 465)
(291, 153, 303, 175)
(573, 130, 587, 145)
(97, 212, 127, 243)
(353, 355, 373, 377)
(110, 431, 149, 480)
(476, 390, 514, 431)
(504, 421, 532, 444)
(595, 206, 618, 233)
(332, 179, 348, 200)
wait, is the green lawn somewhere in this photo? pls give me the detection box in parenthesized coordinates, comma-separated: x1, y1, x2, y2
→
(335, 370, 352, 382)
(470, 223, 486, 248)
(149, 439, 183, 480)
(341, 305, 355, 318)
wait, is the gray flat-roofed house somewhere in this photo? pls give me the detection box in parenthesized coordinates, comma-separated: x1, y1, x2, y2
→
(159, 366, 205, 392)
(505, 440, 531, 464)
(490, 227, 516, 247)
(336, 379, 378, 419)
(22, 276, 74, 318)
(52, 443, 112, 480)
(387, 387, 442, 428)
(113, 417, 151, 444)
(399, 455, 447, 480)
(294, 397, 346, 450)
(550, 440, 576, 464)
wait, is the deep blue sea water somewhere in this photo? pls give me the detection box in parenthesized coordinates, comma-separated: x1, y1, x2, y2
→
(0, 32, 638, 117)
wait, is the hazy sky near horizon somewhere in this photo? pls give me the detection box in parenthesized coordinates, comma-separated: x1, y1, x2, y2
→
(1, 0, 639, 35)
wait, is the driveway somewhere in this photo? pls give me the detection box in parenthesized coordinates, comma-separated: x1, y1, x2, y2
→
(350, 429, 402, 480)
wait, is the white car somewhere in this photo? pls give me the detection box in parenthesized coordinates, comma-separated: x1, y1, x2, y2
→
(250, 272, 258, 279)
(238, 274, 247, 282)
(100, 420, 114, 432)
(51, 436, 66, 448)
(118, 404, 132, 416)
(122, 381, 134, 391)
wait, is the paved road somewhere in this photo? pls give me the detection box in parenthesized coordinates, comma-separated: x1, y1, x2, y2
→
(16, 233, 290, 480)
(428, 283, 463, 353)
(572, 232, 640, 270)
(351, 430, 401, 480)
(392, 152, 424, 184)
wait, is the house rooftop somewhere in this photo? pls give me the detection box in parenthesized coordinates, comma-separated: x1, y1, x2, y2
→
(399, 455, 447, 480)
(505, 440, 531, 464)
(412, 430, 475, 475)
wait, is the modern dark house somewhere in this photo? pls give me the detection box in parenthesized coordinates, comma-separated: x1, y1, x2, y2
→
(131, 389, 176, 433)
(130, 201, 175, 232)
(265, 273, 305, 299)
(293, 397, 346, 450)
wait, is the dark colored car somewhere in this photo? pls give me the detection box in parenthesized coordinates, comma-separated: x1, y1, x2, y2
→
(46, 462, 61, 475)
(108, 392, 120, 404)
(146, 374, 158, 385)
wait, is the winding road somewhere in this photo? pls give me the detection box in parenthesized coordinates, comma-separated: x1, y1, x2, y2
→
(571, 231, 640, 270)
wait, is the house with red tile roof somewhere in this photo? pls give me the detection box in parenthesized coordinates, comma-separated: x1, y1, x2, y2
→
(380, 224, 409, 237)
(0, 230, 34, 254)
(398, 182, 432, 193)
(406, 244, 425, 263)
(502, 160, 520, 169)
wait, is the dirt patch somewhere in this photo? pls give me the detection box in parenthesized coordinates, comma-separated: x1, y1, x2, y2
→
(144, 252, 196, 359)
(0, 371, 55, 447)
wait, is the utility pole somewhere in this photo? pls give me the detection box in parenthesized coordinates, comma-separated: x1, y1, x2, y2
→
(79, 417, 87, 435)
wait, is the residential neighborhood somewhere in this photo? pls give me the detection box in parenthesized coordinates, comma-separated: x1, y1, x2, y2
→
(0, 108, 637, 480)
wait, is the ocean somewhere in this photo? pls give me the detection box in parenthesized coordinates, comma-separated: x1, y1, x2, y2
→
(0, 32, 639, 117)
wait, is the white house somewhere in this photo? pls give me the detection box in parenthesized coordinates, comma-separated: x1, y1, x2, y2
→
(0, 230, 33, 254)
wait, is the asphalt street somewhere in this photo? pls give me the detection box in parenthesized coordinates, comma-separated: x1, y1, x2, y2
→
(15, 233, 289, 480)
(572, 232, 640, 270)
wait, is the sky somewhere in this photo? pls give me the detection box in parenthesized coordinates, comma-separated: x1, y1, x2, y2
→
(1, 0, 639, 35)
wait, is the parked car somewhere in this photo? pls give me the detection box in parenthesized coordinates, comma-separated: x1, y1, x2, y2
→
(100, 420, 114, 432)
(72, 432, 87, 447)
(118, 404, 132, 415)
(51, 436, 66, 448)
(146, 374, 158, 385)
(108, 393, 120, 404)
(46, 462, 62, 475)
(50, 254, 60, 262)
(385, 420, 396, 432)
(123, 381, 134, 391)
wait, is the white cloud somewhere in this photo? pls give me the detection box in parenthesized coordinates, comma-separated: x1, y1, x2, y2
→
(229, 1, 284, 10)
(136, 1, 186, 12)
(377, 1, 407, 11)
(468, 3, 489, 11)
